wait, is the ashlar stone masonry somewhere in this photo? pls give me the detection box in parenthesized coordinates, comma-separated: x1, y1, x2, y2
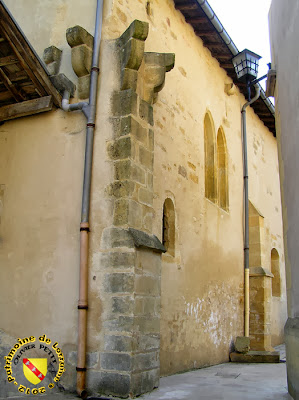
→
(99, 20, 174, 398)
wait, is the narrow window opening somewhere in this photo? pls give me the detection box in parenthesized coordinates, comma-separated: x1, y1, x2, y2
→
(162, 198, 175, 257)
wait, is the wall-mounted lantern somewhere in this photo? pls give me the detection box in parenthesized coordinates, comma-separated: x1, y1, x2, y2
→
(232, 49, 262, 83)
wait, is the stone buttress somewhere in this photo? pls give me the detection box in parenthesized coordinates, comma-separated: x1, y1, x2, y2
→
(98, 20, 174, 397)
(248, 205, 274, 351)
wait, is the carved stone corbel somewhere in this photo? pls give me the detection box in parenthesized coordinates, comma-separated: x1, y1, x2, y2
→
(66, 25, 94, 99)
(43, 46, 62, 76)
(43, 45, 75, 98)
(141, 52, 175, 104)
(116, 19, 149, 91)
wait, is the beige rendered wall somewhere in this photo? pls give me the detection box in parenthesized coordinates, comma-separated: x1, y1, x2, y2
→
(0, 0, 117, 393)
(104, 0, 286, 372)
(0, 0, 286, 394)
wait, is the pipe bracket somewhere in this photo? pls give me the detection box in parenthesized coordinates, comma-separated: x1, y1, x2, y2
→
(76, 367, 87, 372)
(78, 305, 88, 310)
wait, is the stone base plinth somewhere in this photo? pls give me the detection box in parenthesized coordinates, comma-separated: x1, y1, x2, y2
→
(249, 267, 273, 351)
(230, 351, 280, 363)
(99, 228, 165, 398)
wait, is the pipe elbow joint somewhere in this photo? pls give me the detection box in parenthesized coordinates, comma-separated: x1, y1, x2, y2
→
(62, 90, 71, 112)
(61, 90, 89, 115)
(62, 100, 71, 112)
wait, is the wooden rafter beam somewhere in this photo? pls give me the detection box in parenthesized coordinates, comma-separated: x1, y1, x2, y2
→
(257, 116, 275, 121)
(255, 111, 274, 116)
(206, 42, 225, 49)
(219, 62, 234, 69)
(0, 66, 24, 101)
(185, 16, 207, 24)
(217, 54, 234, 61)
(0, 25, 45, 98)
(0, 90, 13, 101)
(0, 95, 53, 121)
(195, 29, 217, 37)
(175, 3, 198, 11)
(0, 2, 62, 107)
(7, 69, 28, 82)
(0, 54, 18, 67)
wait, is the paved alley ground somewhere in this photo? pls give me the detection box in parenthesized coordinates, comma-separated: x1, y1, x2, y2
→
(138, 344, 290, 400)
(5, 345, 291, 400)
(140, 359, 289, 400)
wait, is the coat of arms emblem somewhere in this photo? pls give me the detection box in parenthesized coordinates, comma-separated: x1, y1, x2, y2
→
(23, 358, 47, 385)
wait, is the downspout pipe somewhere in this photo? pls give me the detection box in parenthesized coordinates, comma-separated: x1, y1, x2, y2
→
(61, 0, 103, 397)
(241, 83, 260, 337)
(77, 1, 103, 397)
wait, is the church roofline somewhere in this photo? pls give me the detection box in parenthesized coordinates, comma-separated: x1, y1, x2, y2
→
(174, 0, 276, 136)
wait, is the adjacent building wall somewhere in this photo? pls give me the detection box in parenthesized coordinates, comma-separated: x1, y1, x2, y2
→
(0, 0, 116, 395)
(269, 1, 299, 398)
(0, 0, 287, 397)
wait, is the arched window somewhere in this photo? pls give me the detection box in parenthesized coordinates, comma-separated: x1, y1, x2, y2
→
(204, 113, 216, 202)
(217, 127, 229, 211)
(162, 198, 175, 257)
(271, 248, 281, 297)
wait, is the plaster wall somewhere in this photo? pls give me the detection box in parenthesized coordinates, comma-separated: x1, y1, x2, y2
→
(0, 0, 117, 393)
(269, 0, 299, 321)
(269, 1, 299, 397)
(0, 0, 287, 395)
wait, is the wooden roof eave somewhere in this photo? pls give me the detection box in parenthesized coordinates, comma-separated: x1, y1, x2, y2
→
(0, 0, 62, 122)
(174, 0, 276, 137)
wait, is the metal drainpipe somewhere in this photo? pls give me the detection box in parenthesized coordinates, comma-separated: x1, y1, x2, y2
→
(241, 83, 260, 337)
(61, 0, 103, 397)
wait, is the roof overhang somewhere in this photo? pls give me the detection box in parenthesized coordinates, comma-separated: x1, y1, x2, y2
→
(0, 0, 62, 122)
(174, 0, 276, 137)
